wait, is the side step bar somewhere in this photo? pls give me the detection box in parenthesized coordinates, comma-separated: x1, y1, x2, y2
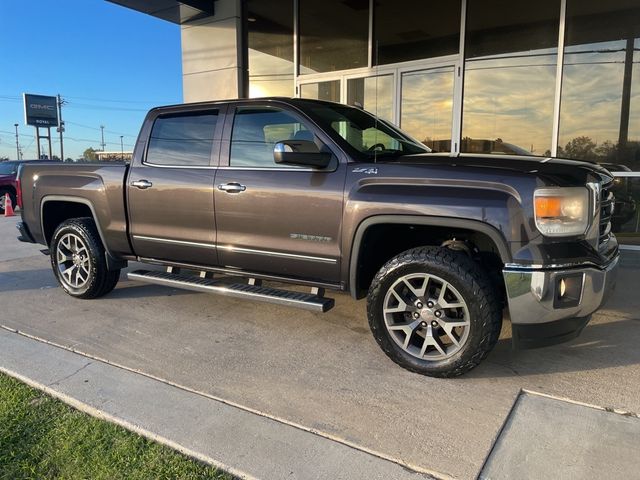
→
(127, 269, 335, 313)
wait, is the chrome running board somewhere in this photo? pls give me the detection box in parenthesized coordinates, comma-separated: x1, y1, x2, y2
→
(127, 269, 335, 313)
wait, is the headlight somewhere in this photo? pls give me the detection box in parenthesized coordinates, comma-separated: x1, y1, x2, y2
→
(534, 187, 590, 237)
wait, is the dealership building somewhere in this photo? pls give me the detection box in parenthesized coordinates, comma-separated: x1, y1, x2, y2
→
(110, 0, 640, 246)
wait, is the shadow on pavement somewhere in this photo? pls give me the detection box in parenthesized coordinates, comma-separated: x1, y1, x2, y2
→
(0, 269, 57, 293)
(473, 317, 640, 378)
(0, 269, 190, 298)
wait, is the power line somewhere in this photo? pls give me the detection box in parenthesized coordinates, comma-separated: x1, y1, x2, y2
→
(0, 96, 152, 112)
(62, 135, 135, 147)
(66, 102, 150, 112)
(63, 94, 171, 104)
(64, 120, 138, 138)
(0, 129, 34, 138)
(0, 93, 171, 105)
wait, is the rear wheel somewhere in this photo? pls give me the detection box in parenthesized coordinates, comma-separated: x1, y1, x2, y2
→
(0, 189, 16, 214)
(50, 218, 120, 299)
(367, 247, 502, 377)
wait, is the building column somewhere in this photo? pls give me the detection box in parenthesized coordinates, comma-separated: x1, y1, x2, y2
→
(181, 0, 245, 102)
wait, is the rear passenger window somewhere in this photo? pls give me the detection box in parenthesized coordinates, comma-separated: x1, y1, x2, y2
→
(146, 111, 218, 166)
(230, 107, 317, 168)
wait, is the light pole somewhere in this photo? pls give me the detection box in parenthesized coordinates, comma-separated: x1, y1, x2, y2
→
(100, 125, 106, 151)
(57, 94, 66, 161)
(14, 124, 20, 160)
(120, 135, 124, 160)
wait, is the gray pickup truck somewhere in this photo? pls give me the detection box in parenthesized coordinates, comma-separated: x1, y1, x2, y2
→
(17, 98, 619, 377)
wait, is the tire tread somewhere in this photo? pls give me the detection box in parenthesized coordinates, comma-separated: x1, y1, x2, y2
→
(50, 217, 120, 299)
(367, 246, 502, 377)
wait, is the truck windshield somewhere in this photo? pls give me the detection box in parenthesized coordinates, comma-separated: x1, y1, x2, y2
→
(306, 104, 431, 160)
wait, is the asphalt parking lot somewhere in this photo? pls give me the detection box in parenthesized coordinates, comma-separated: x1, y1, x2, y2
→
(1, 215, 640, 479)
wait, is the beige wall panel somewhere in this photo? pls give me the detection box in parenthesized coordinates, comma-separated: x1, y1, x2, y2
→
(181, 16, 239, 75)
(183, 68, 241, 102)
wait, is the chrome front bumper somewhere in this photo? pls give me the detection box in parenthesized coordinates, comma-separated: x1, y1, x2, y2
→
(503, 255, 619, 348)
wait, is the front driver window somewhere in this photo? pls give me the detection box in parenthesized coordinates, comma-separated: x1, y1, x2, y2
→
(230, 106, 321, 168)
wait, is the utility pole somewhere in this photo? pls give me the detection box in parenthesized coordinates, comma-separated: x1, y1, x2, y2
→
(100, 125, 106, 151)
(14, 124, 20, 160)
(57, 94, 66, 161)
(120, 135, 124, 160)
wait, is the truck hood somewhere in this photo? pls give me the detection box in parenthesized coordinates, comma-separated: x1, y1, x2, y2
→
(384, 152, 614, 186)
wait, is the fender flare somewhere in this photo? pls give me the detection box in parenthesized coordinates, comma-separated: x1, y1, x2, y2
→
(40, 195, 127, 270)
(348, 215, 512, 298)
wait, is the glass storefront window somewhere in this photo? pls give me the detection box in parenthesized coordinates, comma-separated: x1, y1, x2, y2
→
(346, 75, 394, 123)
(299, 80, 341, 102)
(400, 67, 455, 152)
(558, 0, 640, 171)
(247, 0, 294, 97)
(612, 177, 640, 244)
(462, 0, 561, 156)
(299, 0, 369, 74)
(373, 0, 460, 65)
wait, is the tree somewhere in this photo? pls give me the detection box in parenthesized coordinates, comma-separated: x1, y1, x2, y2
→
(0, 156, 9, 161)
(559, 136, 597, 161)
(595, 140, 617, 161)
(82, 147, 98, 161)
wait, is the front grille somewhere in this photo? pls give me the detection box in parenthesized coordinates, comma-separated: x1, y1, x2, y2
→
(599, 182, 614, 250)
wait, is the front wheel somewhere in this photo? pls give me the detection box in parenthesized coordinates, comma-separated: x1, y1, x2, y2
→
(50, 218, 120, 299)
(367, 247, 502, 377)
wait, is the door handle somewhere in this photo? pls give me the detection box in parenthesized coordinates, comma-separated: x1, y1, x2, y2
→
(218, 182, 246, 194)
(131, 179, 153, 189)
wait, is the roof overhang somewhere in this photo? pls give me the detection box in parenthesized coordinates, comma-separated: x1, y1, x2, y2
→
(107, 0, 215, 24)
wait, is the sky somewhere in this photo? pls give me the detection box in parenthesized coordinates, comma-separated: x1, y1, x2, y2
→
(0, 0, 182, 160)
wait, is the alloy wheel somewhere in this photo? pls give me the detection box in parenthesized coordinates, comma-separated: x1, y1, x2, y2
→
(56, 233, 91, 290)
(382, 273, 471, 361)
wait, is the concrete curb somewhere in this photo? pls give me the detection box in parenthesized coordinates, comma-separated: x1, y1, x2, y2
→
(0, 327, 437, 480)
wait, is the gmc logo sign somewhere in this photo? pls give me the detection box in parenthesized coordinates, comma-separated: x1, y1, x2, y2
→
(30, 103, 55, 110)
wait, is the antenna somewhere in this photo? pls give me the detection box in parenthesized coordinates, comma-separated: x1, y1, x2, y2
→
(373, 39, 379, 164)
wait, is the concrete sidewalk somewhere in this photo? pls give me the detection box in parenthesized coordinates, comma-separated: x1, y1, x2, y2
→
(0, 327, 435, 480)
(480, 391, 640, 480)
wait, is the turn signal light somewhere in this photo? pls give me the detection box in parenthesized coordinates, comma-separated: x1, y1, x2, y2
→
(535, 196, 562, 218)
(533, 187, 589, 237)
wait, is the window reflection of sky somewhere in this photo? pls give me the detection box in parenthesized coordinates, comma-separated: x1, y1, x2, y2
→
(401, 68, 454, 145)
(560, 39, 640, 153)
(463, 50, 557, 155)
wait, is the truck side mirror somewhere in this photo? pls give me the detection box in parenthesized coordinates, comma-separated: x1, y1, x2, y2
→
(273, 140, 332, 168)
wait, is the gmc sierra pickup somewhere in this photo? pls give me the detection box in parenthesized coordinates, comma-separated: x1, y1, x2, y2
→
(16, 98, 619, 377)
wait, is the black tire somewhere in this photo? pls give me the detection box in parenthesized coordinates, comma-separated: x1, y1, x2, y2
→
(50, 217, 120, 299)
(0, 188, 16, 214)
(367, 246, 502, 377)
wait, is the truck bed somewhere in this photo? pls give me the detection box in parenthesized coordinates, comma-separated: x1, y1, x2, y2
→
(19, 162, 132, 256)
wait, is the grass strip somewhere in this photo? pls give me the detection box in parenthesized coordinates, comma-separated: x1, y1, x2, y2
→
(0, 372, 234, 480)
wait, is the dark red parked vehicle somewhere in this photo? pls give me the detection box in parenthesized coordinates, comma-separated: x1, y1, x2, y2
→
(0, 159, 62, 213)
(0, 160, 21, 213)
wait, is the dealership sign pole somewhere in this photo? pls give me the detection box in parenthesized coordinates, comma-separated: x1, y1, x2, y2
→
(23, 93, 59, 160)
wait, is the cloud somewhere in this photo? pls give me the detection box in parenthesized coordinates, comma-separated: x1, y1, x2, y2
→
(462, 52, 557, 154)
